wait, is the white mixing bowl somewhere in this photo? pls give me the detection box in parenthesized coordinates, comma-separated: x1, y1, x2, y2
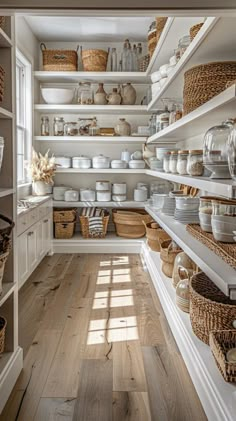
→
(41, 88, 75, 104)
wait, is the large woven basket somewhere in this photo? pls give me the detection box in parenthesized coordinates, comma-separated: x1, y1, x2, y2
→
(160, 239, 182, 278)
(40, 43, 78, 71)
(144, 220, 170, 252)
(138, 54, 150, 72)
(82, 49, 108, 72)
(183, 61, 236, 114)
(189, 22, 204, 41)
(54, 222, 75, 239)
(80, 215, 109, 239)
(0, 65, 5, 103)
(0, 17, 5, 30)
(113, 209, 152, 239)
(209, 330, 236, 382)
(190, 272, 236, 345)
(0, 316, 7, 354)
(156, 17, 168, 44)
(53, 208, 77, 223)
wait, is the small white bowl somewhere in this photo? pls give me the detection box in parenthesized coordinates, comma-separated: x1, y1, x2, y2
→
(175, 197, 199, 211)
(41, 88, 75, 104)
(151, 71, 161, 83)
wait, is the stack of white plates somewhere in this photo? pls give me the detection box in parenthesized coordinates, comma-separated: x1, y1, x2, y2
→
(161, 196, 176, 216)
(174, 209, 200, 224)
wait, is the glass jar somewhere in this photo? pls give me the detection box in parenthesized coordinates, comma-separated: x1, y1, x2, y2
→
(227, 121, 236, 180)
(187, 150, 204, 176)
(89, 117, 100, 136)
(212, 199, 236, 217)
(199, 196, 216, 214)
(156, 109, 169, 132)
(53, 117, 65, 136)
(177, 150, 188, 175)
(169, 103, 183, 125)
(77, 82, 93, 105)
(78, 118, 93, 136)
(41, 116, 50, 136)
(163, 151, 171, 173)
(178, 35, 191, 57)
(169, 151, 178, 173)
(64, 122, 78, 136)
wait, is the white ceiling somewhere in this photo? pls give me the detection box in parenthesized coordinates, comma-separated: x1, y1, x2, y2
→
(24, 16, 154, 42)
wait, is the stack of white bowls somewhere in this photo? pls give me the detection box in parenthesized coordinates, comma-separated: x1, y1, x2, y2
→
(96, 180, 111, 202)
(174, 197, 200, 224)
(134, 182, 148, 202)
(161, 196, 176, 216)
(151, 57, 177, 99)
(112, 182, 127, 202)
(211, 199, 236, 243)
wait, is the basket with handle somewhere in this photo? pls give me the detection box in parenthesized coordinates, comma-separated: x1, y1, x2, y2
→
(40, 43, 78, 71)
(0, 316, 7, 354)
(160, 239, 182, 278)
(143, 220, 170, 252)
(112, 208, 152, 239)
(209, 330, 236, 382)
(53, 208, 77, 223)
(81, 48, 108, 72)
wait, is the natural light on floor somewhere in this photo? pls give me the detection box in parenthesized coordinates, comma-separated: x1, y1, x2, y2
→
(87, 315, 139, 344)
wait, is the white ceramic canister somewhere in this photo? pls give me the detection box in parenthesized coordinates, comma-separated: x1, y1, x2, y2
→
(72, 156, 92, 169)
(53, 186, 69, 201)
(112, 194, 127, 202)
(121, 149, 131, 163)
(129, 160, 145, 169)
(97, 190, 111, 202)
(55, 156, 72, 168)
(134, 188, 148, 202)
(64, 190, 79, 202)
(92, 154, 110, 169)
(80, 188, 96, 201)
(96, 180, 110, 191)
(137, 182, 148, 191)
(112, 183, 127, 195)
(111, 160, 127, 169)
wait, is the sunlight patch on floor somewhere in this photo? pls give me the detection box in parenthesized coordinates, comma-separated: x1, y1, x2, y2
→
(87, 315, 138, 345)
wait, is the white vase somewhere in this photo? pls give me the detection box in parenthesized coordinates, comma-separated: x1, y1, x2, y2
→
(32, 181, 50, 196)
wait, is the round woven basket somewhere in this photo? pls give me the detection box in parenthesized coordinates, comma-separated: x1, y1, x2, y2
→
(144, 221, 170, 252)
(189, 22, 204, 41)
(160, 240, 182, 278)
(82, 49, 108, 72)
(190, 272, 236, 345)
(183, 61, 236, 115)
(113, 209, 152, 239)
(0, 316, 7, 354)
(0, 17, 5, 30)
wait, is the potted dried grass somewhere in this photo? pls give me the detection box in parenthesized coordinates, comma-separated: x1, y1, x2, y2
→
(28, 149, 57, 196)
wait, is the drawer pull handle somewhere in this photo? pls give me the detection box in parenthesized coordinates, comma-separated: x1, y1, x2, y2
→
(28, 231, 33, 236)
(43, 219, 48, 223)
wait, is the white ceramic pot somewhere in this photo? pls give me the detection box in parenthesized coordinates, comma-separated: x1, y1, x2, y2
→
(112, 194, 127, 202)
(41, 88, 75, 104)
(72, 156, 91, 169)
(55, 156, 72, 168)
(114, 118, 131, 136)
(111, 160, 127, 169)
(97, 190, 111, 202)
(112, 183, 127, 194)
(96, 180, 110, 191)
(53, 186, 69, 201)
(134, 188, 148, 202)
(156, 148, 174, 161)
(92, 154, 110, 169)
(121, 149, 131, 162)
(175, 197, 200, 211)
(129, 160, 145, 169)
(120, 83, 137, 105)
(32, 181, 50, 196)
(80, 188, 96, 201)
(64, 190, 79, 202)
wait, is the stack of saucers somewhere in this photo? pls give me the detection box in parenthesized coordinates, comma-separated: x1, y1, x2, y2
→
(174, 197, 200, 224)
(161, 196, 176, 216)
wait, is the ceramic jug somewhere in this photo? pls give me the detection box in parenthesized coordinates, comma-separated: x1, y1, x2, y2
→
(94, 83, 108, 105)
(106, 88, 121, 105)
(142, 142, 155, 159)
(119, 83, 137, 105)
(121, 149, 131, 162)
(115, 118, 131, 136)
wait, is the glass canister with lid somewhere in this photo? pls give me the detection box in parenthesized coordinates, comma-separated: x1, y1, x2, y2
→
(53, 117, 65, 136)
(163, 151, 171, 173)
(187, 150, 204, 176)
(78, 118, 93, 136)
(169, 151, 178, 173)
(41, 116, 50, 136)
(77, 82, 93, 105)
(64, 122, 78, 136)
(177, 150, 188, 175)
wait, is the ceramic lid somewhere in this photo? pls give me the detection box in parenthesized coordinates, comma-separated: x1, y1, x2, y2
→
(73, 155, 90, 160)
(93, 154, 110, 160)
(129, 160, 145, 163)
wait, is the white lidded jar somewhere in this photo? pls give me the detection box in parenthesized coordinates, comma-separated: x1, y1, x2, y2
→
(64, 190, 79, 202)
(55, 156, 71, 168)
(53, 186, 69, 201)
(134, 188, 148, 202)
(96, 180, 110, 191)
(72, 156, 91, 169)
(112, 183, 127, 195)
(92, 154, 110, 169)
(80, 188, 96, 201)
(169, 151, 178, 174)
(177, 150, 188, 175)
(96, 190, 111, 202)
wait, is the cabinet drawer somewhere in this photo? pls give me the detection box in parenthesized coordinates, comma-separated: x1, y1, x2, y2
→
(29, 207, 39, 226)
(38, 203, 45, 219)
(17, 214, 29, 236)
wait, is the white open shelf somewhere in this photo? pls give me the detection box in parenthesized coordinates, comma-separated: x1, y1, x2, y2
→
(145, 205, 236, 298)
(0, 28, 12, 48)
(53, 200, 148, 208)
(0, 107, 13, 119)
(34, 71, 149, 84)
(56, 168, 147, 174)
(146, 170, 236, 199)
(34, 104, 149, 115)
(143, 245, 236, 421)
(0, 188, 15, 198)
(0, 283, 15, 308)
(34, 135, 147, 144)
(147, 85, 236, 143)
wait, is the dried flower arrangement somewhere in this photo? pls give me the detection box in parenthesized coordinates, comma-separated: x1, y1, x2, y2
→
(28, 149, 57, 184)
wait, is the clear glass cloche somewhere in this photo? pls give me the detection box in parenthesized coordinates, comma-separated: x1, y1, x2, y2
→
(203, 119, 234, 179)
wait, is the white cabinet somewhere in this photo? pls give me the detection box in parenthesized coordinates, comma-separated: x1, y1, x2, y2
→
(17, 231, 29, 287)
(28, 226, 38, 273)
(36, 220, 44, 260)
(42, 215, 52, 254)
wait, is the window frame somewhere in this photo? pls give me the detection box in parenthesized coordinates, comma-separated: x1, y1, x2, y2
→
(16, 48, 32, 186)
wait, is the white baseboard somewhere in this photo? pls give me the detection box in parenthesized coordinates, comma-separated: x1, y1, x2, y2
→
(0, 347, 23, 414)
(142, 244, 236, 421)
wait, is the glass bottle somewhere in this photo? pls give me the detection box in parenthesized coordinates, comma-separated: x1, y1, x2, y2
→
(127, 42, 133, 71)
(53, 117, 65, 136)
(137, 43, 142, 60)
(149, 114, 157, 136)
(89, 117, 100, 136)
(41, 116, 50, 136)
(132, 44, 138, 71)
(111, 47, 118, 72)
(121, 39, 129, 72)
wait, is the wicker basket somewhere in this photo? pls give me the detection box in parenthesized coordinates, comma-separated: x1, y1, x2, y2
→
(209, 330, 236, 382)
(190, 272, 236, 345)
(189, 22, 204, 41)
(40, 43, 78, 71)
(160, 239, 182, 278)
(0, 65, 5, 103)
(54, 222, 75, 239)
(0, 316, 7, 354)
(82, 49, 108, 72)
(113, 209, 152, 239)
(138, 54, 150, 72)
(0, 214, 14, 295)
(156, 17, 168, 43)
(80, 215, 109, 239)
(144, 220, 170, 252)
(183, 61, 236, 114)
(53, 208, 77, 223)
(0, 17, 5, 30)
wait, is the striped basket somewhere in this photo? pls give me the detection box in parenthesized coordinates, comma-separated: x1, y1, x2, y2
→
(79, 214, 109, 239)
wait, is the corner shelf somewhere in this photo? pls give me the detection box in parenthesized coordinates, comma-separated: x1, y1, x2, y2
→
(34, 135, 147, 144)
(145, 205, 236, 299)
(34, 104, 149, 115)
(34, 71, 149, 84)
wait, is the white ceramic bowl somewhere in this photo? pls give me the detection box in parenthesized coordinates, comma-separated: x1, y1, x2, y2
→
(212, 230, 235, 243)
(112, 194, 126, 202)
(111, 160, 127, 169)
(41, 88, 75, 104)
(129, 160, 145, 169)
(159, 64, 169, 78)
(211, 218, 236, 234)
(175, 197, 200, 211)
(55, 156, 71, 168)
(156, 148, 174, 161)
(96, 190, 111, 202)
(151, 71, 161, 83)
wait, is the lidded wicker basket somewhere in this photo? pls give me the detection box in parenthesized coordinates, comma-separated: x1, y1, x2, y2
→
(190, 272, 236, 345)
(209, 330, 236, 382)
(53, 208, 77, 223)
(0, 316, 7, 354)
(81, 49, 108, 72)
(113, 209, 152, 239)
(183, 61, 236, 115)
(40, 43, 78, 71)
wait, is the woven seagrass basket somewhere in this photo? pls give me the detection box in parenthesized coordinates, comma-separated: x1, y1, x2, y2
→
(0, 316, 7, 354)
(80, 215, 109, 239)
(54, 222, 75, 239)
(40, 43, 78, 71)
(143, 220, 170, 252)
(209, 330, 236, 382)
(189, 22, 204, 41)
(53, 208, 77, 223)
(160, 239, 182, 278)
(113, 209, 152, 239)
(82, 49, 108, 72)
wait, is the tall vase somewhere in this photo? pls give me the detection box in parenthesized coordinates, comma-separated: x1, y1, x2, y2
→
(94, 83, 108, 105)
(32, 181, 50, 196)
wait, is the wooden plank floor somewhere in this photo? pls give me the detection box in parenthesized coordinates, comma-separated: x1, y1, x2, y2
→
(0, 253, 206, 421)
